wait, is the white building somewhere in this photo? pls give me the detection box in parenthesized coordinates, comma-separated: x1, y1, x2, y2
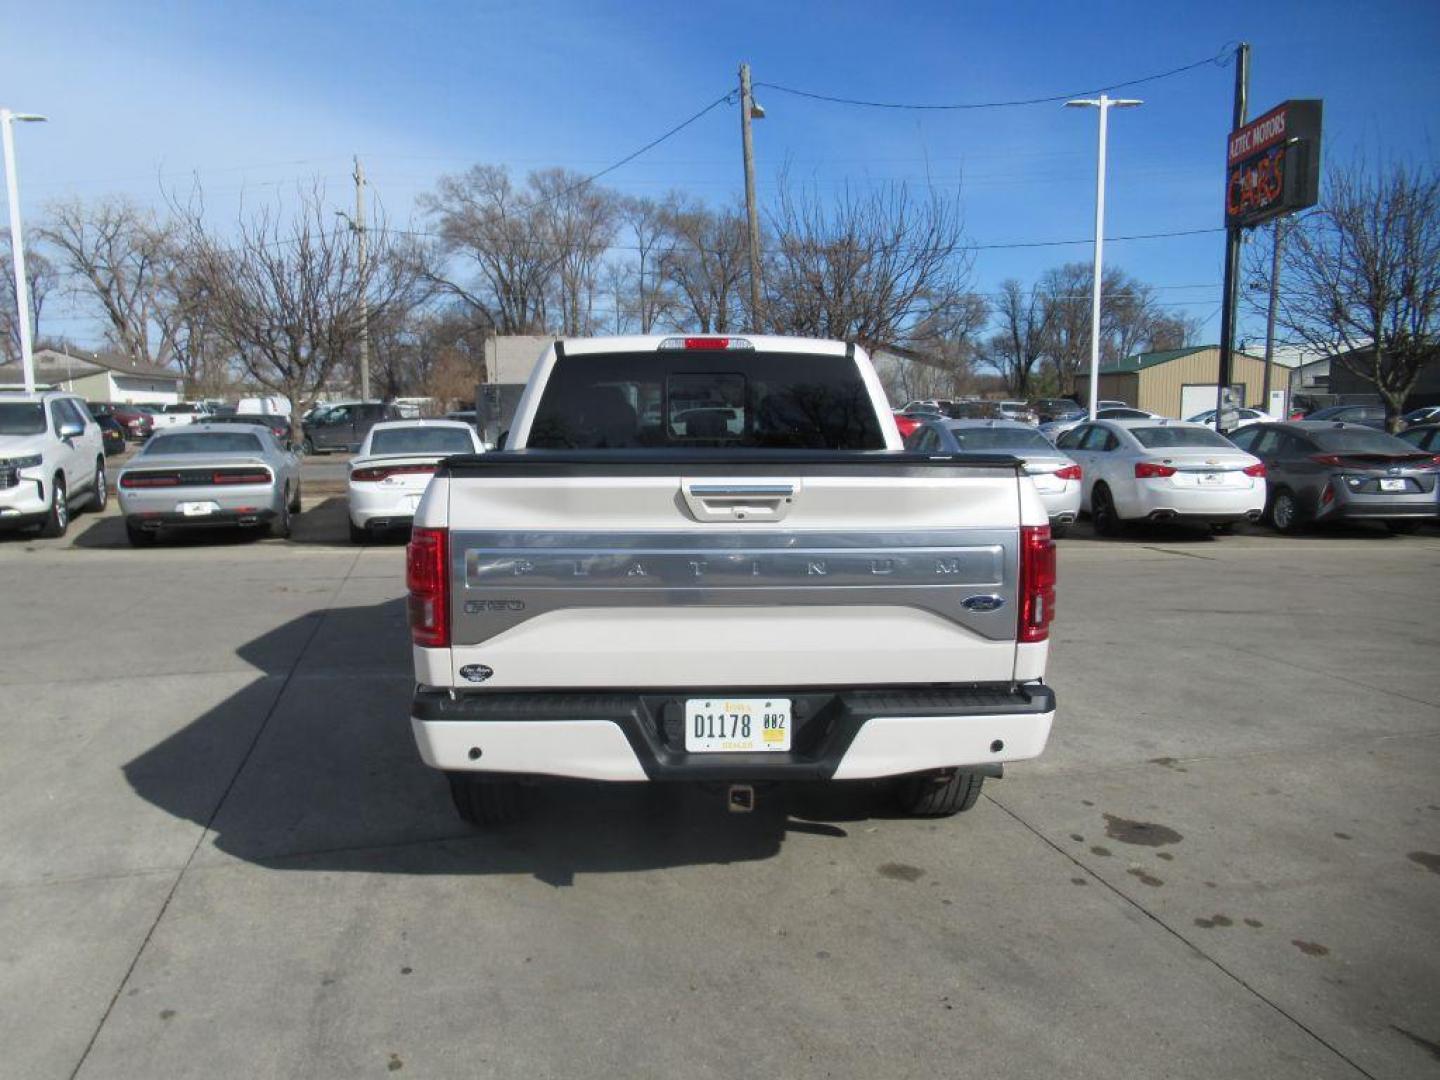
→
(0, 349, 183, 404)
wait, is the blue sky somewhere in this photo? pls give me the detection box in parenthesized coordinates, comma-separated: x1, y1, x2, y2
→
(4, 0, 1439, 347)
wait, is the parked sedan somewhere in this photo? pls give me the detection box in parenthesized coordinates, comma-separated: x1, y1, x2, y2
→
(205, 411, 294, 443)
(117, 423, 301, 546)
(1041, 406, 1163, 443)
(1303, 403, 1387, 429)
(95, 414, 127, 456)
(1398, 424, 1440, 453)
(1402, 406, 1440, 429)
(86, 401, 154, 441)
(1226, 421, 1440, 534)
(347, 420, 483, 542)
(906, 419, 1082, 534)
(1185, 407, 1275, 430)
(1058, 420, 1266, 534)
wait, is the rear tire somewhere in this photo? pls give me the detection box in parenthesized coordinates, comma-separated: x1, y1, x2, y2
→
(87, 459, 108, 512)
(125, 521, 156, 547)
(447, 773, 525, 826)
(1385, 519, 1422, 535)
(301, 437, 316, 456)
(288, 482, 302, 513)
(269, 491, 292, 539)
(895, 769, 984, 817)
(1090, 484, 1123, 537)
(1269, 487, 1306, 534)
(39, 476, 68, 538)
(348, 519, 368, 545)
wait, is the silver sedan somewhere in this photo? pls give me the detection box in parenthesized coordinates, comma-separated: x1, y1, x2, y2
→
(904, 418, 1083, 534)
(116, 423, 301, 546)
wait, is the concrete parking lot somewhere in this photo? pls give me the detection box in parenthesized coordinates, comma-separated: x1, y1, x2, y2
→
(2, 497, 1438, 1080)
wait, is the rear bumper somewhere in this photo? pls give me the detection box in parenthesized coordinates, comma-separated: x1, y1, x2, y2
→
(349, 485, 424, 529)
(1126, 481, 1266, 522)
(1317, 491, 1438, 520)
(411, 683, 1055, 782)
(125, 509, 276, 530)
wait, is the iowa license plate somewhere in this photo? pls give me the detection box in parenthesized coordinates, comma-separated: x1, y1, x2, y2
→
(684, 698, 791, 753)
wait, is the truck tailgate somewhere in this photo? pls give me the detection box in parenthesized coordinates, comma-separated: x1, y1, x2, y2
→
(433, 453, 1033, 689)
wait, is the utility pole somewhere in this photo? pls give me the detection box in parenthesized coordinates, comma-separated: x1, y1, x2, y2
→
(354, 155, 370, 402)
(739, 63, 764, 330)
(1261, 217, 1285, 415)
(1215, 42, 1250, 429)
(2, 108, 47, 395)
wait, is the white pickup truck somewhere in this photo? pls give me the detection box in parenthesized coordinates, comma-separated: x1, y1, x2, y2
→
(407, 335, 1057, 824)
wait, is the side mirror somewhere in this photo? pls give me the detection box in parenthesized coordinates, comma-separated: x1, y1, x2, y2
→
(58, 421, 84, 439)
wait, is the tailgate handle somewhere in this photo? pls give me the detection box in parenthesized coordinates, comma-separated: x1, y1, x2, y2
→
(681, 480, 799, 522)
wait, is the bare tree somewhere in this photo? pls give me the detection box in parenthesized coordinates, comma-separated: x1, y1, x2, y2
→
(985, 279, 1053, 396)
(616, 194, 677, 333)
(419, 165, 558, 334)
(661, 199, 750, 333)
(532, 169, 616, 336)
(0, 233, 56, 363)
(765, 179, 973, 351)
(39, 198, 177, 365)
(175, 183, 423, 438)
(1270, 162, 1440, 429)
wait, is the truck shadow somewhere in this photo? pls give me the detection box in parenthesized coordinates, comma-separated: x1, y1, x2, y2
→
(122, 597, 878, 885)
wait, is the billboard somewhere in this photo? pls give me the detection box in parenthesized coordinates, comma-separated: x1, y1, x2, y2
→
(1224, 100, 1322, 229)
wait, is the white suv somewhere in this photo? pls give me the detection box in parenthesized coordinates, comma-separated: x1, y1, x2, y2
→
(0, 391, 108, 537)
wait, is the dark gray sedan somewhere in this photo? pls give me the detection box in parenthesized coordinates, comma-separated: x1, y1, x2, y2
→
(905, 419, 1082, 533)
(1227, 421, 1440, 533)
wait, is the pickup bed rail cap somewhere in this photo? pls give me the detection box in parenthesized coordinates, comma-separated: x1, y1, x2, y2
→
(438, 450, 1025, 478)
(553, 333, 852, 356)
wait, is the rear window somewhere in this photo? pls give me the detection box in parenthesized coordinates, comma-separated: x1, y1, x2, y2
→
(1309, 427, 1415, 454)
(527, 350, 884, 450)
(0, 402, 46, 435)
(1098, 408, 1151, 419)
(145, 432, 264, 454)
(1130, 426, 1233, 449)
(370, 427, 475, 455)
(944, 425, 1053, 452)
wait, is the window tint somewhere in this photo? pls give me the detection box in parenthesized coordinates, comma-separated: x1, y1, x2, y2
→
(0, 402, 45, 435)
(1055, 427, 1084, 450)
(144, 432, 264, 454)
(1225, 426, 1260, 450)
(1251, 429, 1281, 455)
(1079, 426, 1113, 451)
(1097, 408, 1150, 419)
(1130, 426, 1233, 449)
(944, 425, 1053, 452)
(369, 427, 477, 455)
(527, 351, 885, 450)
(1398, 428, 1425, 447)
(1308, 427, 1416, 454)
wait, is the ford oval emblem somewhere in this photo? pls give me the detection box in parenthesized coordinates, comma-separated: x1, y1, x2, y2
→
(961, 594, 1006, 613)
(459, 664, 495, 683)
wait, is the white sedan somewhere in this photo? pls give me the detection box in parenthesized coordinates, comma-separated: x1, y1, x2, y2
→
(347, 420, 483, 543)
(1057, 419, 1266, 535)
(1185, 407, 1276, 430)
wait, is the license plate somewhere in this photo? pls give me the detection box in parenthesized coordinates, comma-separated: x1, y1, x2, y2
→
(178, 501, 220, 516)
(1380, 478, 1408, 492)
(684, 698, 791, 753)
(1030, 474, 1061, 492)
(1199, 472, 1224, 486)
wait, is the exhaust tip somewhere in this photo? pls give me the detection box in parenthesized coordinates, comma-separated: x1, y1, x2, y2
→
(727, 784, 755, 813)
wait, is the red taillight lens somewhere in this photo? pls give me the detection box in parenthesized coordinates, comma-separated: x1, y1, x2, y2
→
(1053, 464, 1082, 481)
(1310, 454, 1344, 467)
(352, 464, 438, 483)
(1242, 462, 1266, 477)
(1018, 524, 1056, 644)
(1321, 482, 1335, 505)
(1134, 462, 1178, 478)
(894, 414, 922, 439)
(685, 337, 730, 350)
(406, 527, 449, 648)
(120, 473, 178, 488)
(212, 470, 271, 485)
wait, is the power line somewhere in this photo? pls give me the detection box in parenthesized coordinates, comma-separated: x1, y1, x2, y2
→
(754, 46, 1233, 111)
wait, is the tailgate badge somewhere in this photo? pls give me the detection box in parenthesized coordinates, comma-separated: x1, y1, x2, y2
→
(961, 594, 1006, 612)
(459, 664, 495, 683)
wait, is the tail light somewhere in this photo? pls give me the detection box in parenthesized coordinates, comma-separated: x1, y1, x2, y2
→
(1321, 482, 1335, 505)
(1242, 462, 1266, 477)
(407, 527, 449, 648)
(1054, 464, 1082, 481)
(212, 469, 271, 485)
(1134, 462, 1177, 478)
(658, 336, 755, 351)
(894, 414, 923, 439)
(120, 473, 178, 488)
(1311, 454, 1344, 466)
(352, 464, 438, 482)
(1018, 525, 1056, 644)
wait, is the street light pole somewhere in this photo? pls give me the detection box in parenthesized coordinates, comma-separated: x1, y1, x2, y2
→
(1261, 217, 1286, 416)
(739, 63, 765, 330)
(353, 155, 370, 402)
(1066, 94, 1142, 420)
(1, 108, 47, 395)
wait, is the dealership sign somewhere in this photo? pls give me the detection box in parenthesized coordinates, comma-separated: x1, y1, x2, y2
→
(1225, 99, 1322, 228)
